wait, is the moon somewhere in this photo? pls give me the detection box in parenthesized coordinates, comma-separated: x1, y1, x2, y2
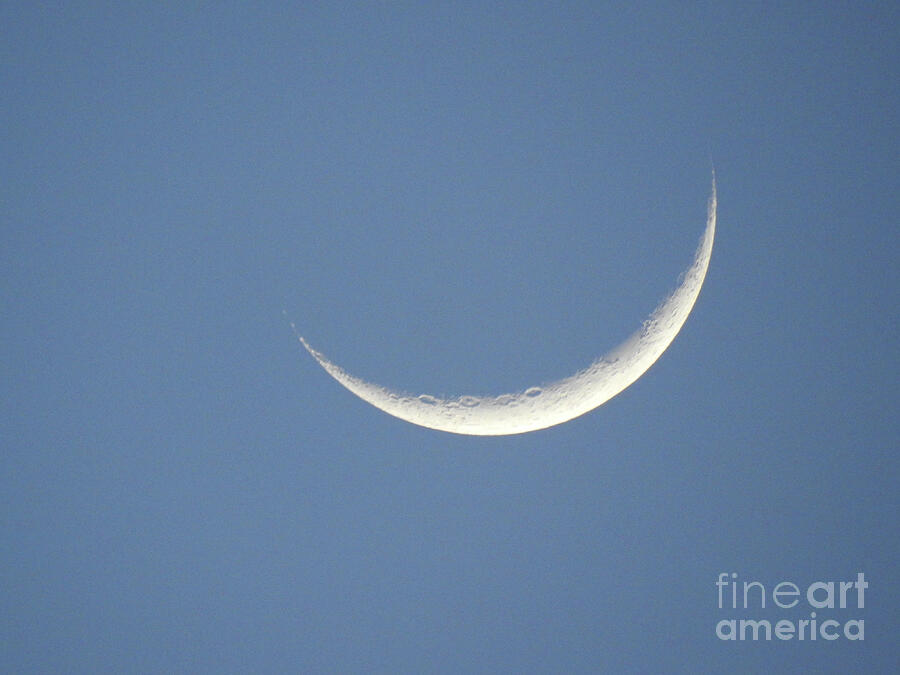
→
(297, 177, 716, 435)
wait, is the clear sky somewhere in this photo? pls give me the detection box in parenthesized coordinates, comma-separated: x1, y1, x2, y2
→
(2, 2, 898, 672)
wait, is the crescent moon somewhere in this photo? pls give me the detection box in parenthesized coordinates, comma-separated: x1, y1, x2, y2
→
(298, 177, 716, 435)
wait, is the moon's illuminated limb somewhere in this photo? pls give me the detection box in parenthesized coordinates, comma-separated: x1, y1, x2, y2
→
(298, 177, 716, 435)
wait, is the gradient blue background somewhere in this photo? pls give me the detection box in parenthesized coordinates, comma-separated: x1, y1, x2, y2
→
(3, 2, 897, 672)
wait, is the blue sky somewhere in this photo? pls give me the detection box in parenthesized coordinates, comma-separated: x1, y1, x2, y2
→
(2, 2, 898, 672)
